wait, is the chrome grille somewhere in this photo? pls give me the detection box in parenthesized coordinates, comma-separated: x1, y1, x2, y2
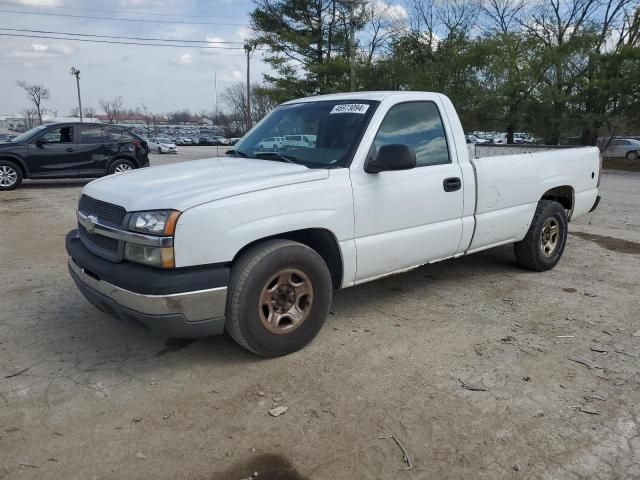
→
(78, 195, 126, 227)
(79, 224, 119, 252)
(77, 195, 127, 261)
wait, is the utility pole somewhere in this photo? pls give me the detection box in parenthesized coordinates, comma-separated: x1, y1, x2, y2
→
(244, 43, 252, 130)
(70, 67, 83, 122)
(214, 72, 218, 127)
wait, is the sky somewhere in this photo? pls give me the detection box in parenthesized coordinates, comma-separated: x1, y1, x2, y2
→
(0, 0, 272, 117)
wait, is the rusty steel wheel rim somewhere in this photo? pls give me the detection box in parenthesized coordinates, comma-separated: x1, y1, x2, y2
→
(258, 268, 314, 334)
(540, 217, 560, 257)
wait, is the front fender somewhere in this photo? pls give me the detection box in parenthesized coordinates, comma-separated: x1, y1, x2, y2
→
(173, 169, 354, 268)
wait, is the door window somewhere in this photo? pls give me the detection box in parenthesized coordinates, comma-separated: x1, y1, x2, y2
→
(79, 126, 110, 144)
(41, 126, 74, 144)
(373, 101, 450, 167)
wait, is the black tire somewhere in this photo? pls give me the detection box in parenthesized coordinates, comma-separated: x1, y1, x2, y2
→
(108, 158, 135, 175)
(0, 160, 23, 191)
(514, 200, 568, 271)
(157, 147, 162, 154)
(626, 150, 638, 161)
(226, 239, 333, 357)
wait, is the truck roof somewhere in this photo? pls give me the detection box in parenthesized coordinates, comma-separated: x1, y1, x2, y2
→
(283, 91, 440, 105)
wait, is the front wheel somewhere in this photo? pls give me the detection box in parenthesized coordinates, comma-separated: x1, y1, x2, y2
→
(514, 200, 568, 271)
(226, 240, 332, 357)
(626, 150, 638, 161)
(0, 160, 22, 191)
(108, 159, 135, 175)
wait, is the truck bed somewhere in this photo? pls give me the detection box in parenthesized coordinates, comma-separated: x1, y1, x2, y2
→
(464, 144, 601, 254)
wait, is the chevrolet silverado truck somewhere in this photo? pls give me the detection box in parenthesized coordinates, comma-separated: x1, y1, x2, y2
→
(66, 92, 601, 357)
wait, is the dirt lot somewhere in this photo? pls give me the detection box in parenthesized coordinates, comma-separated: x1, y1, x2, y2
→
(1, 149, 639, 479)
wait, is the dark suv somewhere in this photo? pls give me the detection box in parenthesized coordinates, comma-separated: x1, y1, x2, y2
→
(0, 122, 149, 190)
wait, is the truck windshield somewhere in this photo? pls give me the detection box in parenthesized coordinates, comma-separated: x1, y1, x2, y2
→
(233, 100, 379, 168)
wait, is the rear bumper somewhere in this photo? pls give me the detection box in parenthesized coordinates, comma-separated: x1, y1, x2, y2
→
(66, 230, 228, 337)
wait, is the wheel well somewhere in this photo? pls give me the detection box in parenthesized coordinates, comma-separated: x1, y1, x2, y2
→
(232, 228, 343, 289)
(0, 157, 27, 178)
(541, 186, 574, 213)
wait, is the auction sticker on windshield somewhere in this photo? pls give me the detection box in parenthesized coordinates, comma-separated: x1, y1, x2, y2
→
(330, 103, 370, 114)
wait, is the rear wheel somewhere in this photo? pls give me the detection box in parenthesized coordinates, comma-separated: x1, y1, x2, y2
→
(626, 150, 638, 161)
(108, 159, 135, 175)
(226, 240, 332, 357)
(0, 160, 22, 191)
(514, 200, 568, 271)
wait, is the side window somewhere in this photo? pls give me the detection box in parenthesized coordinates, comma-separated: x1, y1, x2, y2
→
(374, 101, 450, 167)
(41, 126, 74, 144)
(79, 126, 109, 144)
(106, 126, 134, 141)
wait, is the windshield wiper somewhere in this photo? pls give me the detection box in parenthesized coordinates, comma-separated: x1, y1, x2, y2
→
(226, 148, 249, 157)
(252, 151, 300, 165)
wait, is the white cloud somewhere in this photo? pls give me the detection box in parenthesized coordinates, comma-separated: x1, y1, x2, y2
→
(171, 53, 193, 65)
(8, 42, 77, 59)
(220, 70, 243, 81)
(372, 1, 408, 21)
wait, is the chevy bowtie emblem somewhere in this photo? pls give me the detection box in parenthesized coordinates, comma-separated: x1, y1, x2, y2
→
(86, 215, 99, 233)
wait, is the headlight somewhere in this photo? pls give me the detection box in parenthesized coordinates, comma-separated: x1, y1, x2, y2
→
(124, 244, 175, 269)
(128, 210, 180, 235)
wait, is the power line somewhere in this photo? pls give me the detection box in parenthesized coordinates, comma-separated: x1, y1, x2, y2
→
(0, 27, 244, 44)
(0, 8, 248, 26)
(0, 32, 247, 49)
(0, 0, 245, 21)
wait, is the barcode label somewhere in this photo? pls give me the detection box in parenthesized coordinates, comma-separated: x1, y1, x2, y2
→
(330, 103, 370, 114)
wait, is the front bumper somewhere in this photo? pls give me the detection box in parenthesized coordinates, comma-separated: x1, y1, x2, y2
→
(589, 195, 601, 213)
(66, 230, 228, 338)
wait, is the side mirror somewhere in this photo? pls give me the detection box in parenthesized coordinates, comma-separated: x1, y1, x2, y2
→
(365, 144, 416, 173)
(35, 138, 45, 148)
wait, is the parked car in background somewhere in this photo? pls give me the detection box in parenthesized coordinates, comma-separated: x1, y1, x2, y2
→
(148, 137, 177, 154)
(282, 134, 315, 149)
(257, 136, 284, 150)
(466, 134, 490, 144)
(197, 136, 215, 146)
(229, 138, 241, 145)
(180, 137, 193, 146)
(0, 122, 149, 190)
(601, 138, 640, 160)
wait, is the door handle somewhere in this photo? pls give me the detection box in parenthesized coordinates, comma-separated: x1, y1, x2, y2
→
(443, 177, 462, 192)
(65, 147, 74, 152)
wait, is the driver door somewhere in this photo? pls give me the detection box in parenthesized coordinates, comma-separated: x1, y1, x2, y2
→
(351, 100, 464, 282)
(27, 125, 79, 177)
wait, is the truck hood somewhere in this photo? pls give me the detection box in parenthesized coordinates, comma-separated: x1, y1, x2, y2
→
(83, 157, 329, 212)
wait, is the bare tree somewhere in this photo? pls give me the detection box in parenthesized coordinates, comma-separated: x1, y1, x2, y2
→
(362, 0, 408, 64)
(222, 82, 250, 132)
(480, 0, 527, 35)
(99, 96, 124, 124)
(21, 107, 38, 129)
(83, 107, 96, 120)
(17, 81, 49, 125)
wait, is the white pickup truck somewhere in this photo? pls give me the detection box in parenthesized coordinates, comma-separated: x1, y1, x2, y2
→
(66, 91, 601, 356)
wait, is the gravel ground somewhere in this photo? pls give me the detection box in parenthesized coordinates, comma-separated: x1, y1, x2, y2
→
(1, 149, 639, 479)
